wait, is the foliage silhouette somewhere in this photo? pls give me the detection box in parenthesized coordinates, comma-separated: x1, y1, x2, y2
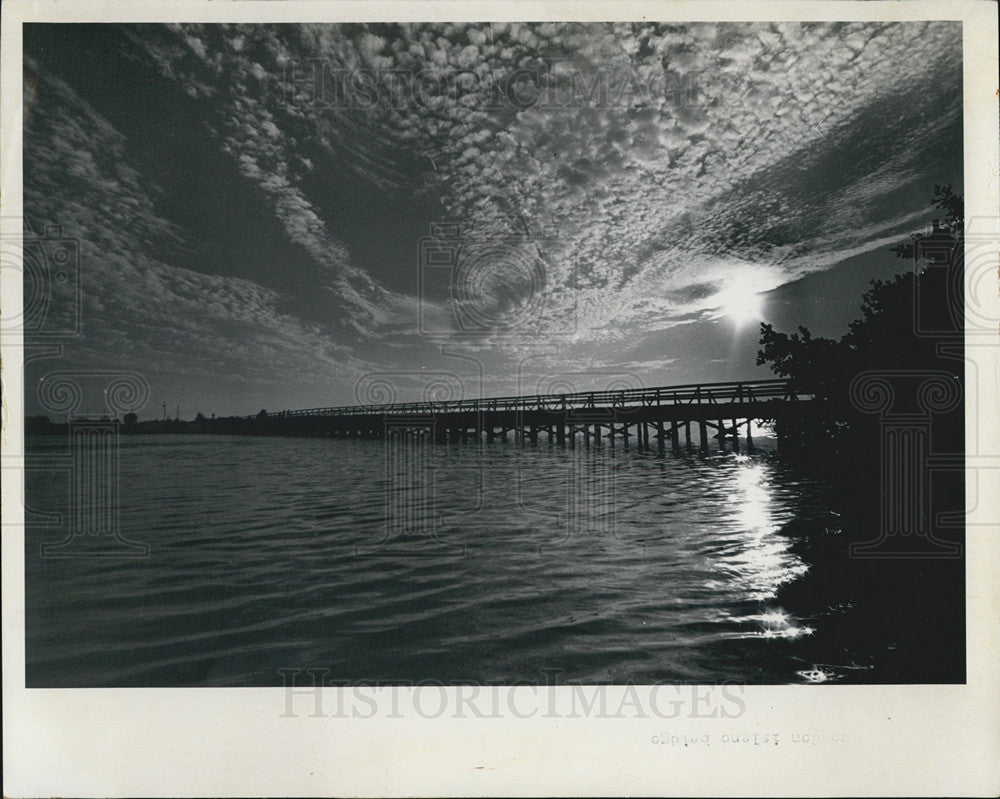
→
(758, 187, 965, 684)
(756, 186, 963, 456)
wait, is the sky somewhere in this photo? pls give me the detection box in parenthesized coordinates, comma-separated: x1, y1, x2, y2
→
(22, 22, 962, 418)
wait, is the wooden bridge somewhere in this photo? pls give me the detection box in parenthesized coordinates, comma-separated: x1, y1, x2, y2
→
(216, 379, 821, 453)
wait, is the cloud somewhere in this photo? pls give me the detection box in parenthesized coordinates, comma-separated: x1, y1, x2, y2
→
(23, 55, 383, 406)
(23, 22, 963, 410)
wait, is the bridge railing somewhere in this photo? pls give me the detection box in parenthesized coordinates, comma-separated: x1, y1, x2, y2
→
(254, 379, 809, 421)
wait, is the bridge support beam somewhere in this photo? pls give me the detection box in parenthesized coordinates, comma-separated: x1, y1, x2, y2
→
(224, 379, 807, 448)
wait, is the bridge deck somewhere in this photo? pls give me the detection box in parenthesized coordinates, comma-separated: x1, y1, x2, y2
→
(212, 379, 820, 453)
(268, 378, 811, 419)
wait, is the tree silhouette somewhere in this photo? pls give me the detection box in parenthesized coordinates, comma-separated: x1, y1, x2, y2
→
(757, 188, 966, 686)
(757, 186, 963, 453)
(755, 324, 848, 400)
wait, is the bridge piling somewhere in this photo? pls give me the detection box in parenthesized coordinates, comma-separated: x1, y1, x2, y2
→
(243, 379, 812, 455)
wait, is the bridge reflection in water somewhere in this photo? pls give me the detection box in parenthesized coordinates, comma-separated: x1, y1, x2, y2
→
(220, 379, 822, 454)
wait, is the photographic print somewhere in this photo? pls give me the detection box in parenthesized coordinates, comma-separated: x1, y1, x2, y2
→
(3, 1, 998, 796)
(20, 17, 968, 687)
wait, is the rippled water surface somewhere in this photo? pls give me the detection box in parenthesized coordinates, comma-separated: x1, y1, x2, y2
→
(24, 434, 953, 686)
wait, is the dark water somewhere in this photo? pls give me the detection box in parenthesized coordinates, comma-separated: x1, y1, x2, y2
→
(24, 434, 962, 686)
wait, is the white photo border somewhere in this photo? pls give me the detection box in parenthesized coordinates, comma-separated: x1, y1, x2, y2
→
(2, 1, 998, 796)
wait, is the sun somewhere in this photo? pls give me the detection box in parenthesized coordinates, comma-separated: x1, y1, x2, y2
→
(713, 286, 764, 327)
(722, 291, 764, 326)
(707, 267, 772, 328)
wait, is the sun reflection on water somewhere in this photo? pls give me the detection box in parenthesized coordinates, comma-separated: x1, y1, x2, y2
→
(734, 463, 777, 535)
(711, 458, 814, 640)
(725, 461, 809, 598)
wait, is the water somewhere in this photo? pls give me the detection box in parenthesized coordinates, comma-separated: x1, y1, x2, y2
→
(23, 434, 955, 686)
